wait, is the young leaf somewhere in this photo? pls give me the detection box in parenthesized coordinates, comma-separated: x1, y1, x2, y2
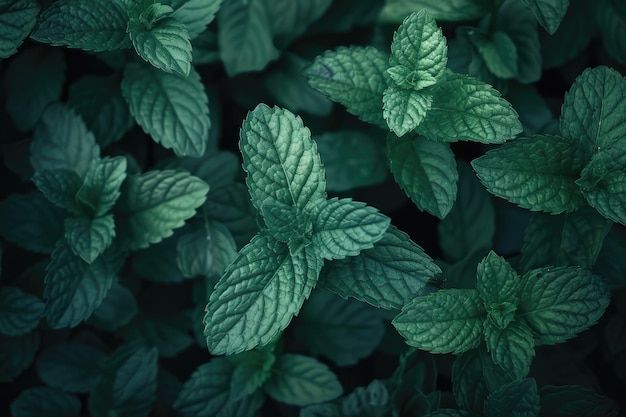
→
(10, 387, 80, 417)
(521, 0, 570, 34)
(476, 251, 520, 307)
(0, 0, 39, 58)
(519, 266, 610, 344)
(319, 225, 440, 310)
(306, 46, 389, 127)
(263, 354, 343, 406)
(122, 63, 211, 157)
(115, 170, 209, 249)
(240, 104, 326, 212)
(310, 198, 389, 260)
(31, 0, 129, 51)
(383, 87, 432, 136)
(65, 215, 115, 264)
(417, 73, 522, 143)
(393, 289, 486, 354)
(472, 135, 587, 214)
(0, 287, 44, 336)
(484, 319, 535, 379)
(484, 378, 540, 417)
(204, 235, 322, 355)
(36, 342, 106, 393)
(32, 169, 83, 214)
(76, 157, 127, 217)
(387, 136, 458, 219)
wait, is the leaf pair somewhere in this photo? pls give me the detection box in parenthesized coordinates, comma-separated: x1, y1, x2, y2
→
(203, 104, 391, 355)
(393, 251, 610, 379)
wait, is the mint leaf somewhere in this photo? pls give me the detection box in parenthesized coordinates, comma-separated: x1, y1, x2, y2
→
(519, 266, 610, 344)
(263, 0, 332, 38)
(204, 235, 322, 355)
(307, 46, 389, 127)
(469, 30, 518, 79)
(472, 135, 587, 214)
(122, 63, 211, 157)
(293, 291, 385, 366)
(229, 350, 275, 401)
(0, 0, 39, 58)
(170, 0, 222, 38)
(116, 170, 209, 249)
(76, 156, 127, 217)
(387, 136, 458, 218)
(594, 0, 626, 66)
(320, 225, 439, 310)
(36, 342, 106, 393)
(484, 319, 535, 379)
(383, 87, 432, 136)
(240, 104, 326, 212)
(560, 66, 626, 155)
(263, 354, 343, 406)
(65, 215, 115, 263)
(484, 378, 540, 417)
(122, 317, 193, 358)
(380, 0, 491, 22)
(0, 332, 41, 382)
(203, 183, 258, 247)
(260, 201, 313, 243)
(176, 221, 237, 278)
(393, 289, 485, 354)
(539, 385, 619, 417)
(10, 387, 80, 417)
(32, 169, 83, 214)
(32, 0, 129, 51)
(522, 0, 569, 34)
(417, 73, 522, 143)
(476, 251, 520, 308)
(91, 283, 138, 332)
(311, 197, 389, 260)
(0, 287, 44, 336)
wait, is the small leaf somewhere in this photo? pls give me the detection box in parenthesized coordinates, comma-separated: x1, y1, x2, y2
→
(10, 387, 80, 417)
(170, 0, 222, 38)
(484, 319, 535, 379)
(476, 251, 520, 307)
(0, 0, 39, 58)
(0, 287, 44, 336)
(484, 378, 540, 417)
(76, 156, 127, 217)
(65, 215, 116, 263)
(383, 86, 432, 136)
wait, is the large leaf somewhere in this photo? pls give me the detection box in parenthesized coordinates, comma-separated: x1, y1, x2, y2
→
(383, 87, 432, 136)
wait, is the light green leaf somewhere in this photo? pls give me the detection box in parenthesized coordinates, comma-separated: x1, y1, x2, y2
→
(116, 170, 209, 250)
(44, 243, 115, 328)
(30, 103, 100, 178)
(76, 156, 127, 217)
(293, 291, 385, 366)
(204, 234, 322, 355)
(10, 387, 80, 417)
(122, 63, 211, 157)
(417, 73, 522, 143)
(560, 66, 626, 155)
(31, 0, 129, 51)
(306, 46, 389, 127)
(229, 350, 275, 401)
(519, 266, 610, 344)
(393, 289, 486, 354)
(218, 0, 278, 76)
(32, 169, 83, 214)
(0, 287, 44, 336)
(240, 104, 326, 212)
(4, 47, 65, 132)
(0, 0, 39, 58)
(476, 251, 520, 308)
(263, 354, 343, 406)
(36, 342, 106, 393)
(471, 135, 587, 214)
(310, 198, 389, 260)
(170, 0, 223, 38)
(539, 385, 619, 417)
(484, 378, 540, 417)
(594, 0, 626, 66)
(65, 215, 115, 264)
(387, 136, 458, 219)
(383, 87, 432, 136)
(522, 0, 569, 34)
(319, 225, 439, 310)
(380, 0, 492, 22)
(484, 319, 535, 379)
(469, 30, 518, 79)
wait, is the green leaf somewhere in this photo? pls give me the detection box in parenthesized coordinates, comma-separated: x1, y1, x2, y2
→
(0, 0, 39, 58)
(438, 162, 495, 262)
(65, 215, 115, 263)
(522, 0, 569, 34)
(383, 87, 432, 136)
(116, 170, 209, 249)
(177, 222, 237, 278)
(539, 385, 619, 417)
(122, 317, 193, 358)
(518, 266, 610, 344)
(0, 331, 41, 382)
(122, 63, 211, 157)
(0, 192, 65, 254)
(293, 291, 385, 366)
(68, 75, 134, 147)
(30, 103, 100, 178)
(484, 378, 540, 417)
(229, 350, 275, 401)
(484, 319, 535, 379)
(204, 183, 258, 247)
(263, 354, 343, 406)
(541, 0, 592, 69)
(76, 156, 127, 217)
(594, 0, 626, 66)
(320, 225, 439, 310)
(469, 30, 518, 79)
(32, 169, 83, 213)
(560, 66, 626, 155)
(520, 207, 611, 271)
(0, 287, 44, 336)
(260, 201, 313, 243)
(131, 236, 185, 283)
(163, 150, 240, 190)
(169, 0, 222, 38)
(387, 136, 458, 219)
(476, 251, 520, 308)
(577, 146, 626, 225)
(423, 411, 473, 417)
(380, 0, 492, 22)
(472, 135, 587, 214)
(204, 234, 322, 355)
(31, 0, 129, 51)
(4, 47, 65, 132)
(10, 387, 80, 417)
(594, 227, 626, 288)
(218, 0, 278, 76)
(263, 0, 332, 38)
(389, 10, 447, 86)
(240, 104, 326, 212)
(36, 342, 106, 393)
(393, 289, 485, 354)
(417, 73, 522, 143)
(310, 198, 390, 260)
(91, 282, 138, 331)
(174, 358, 264, 417)
(306, 46, 389, 127)
(43, 243, 115, 328)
